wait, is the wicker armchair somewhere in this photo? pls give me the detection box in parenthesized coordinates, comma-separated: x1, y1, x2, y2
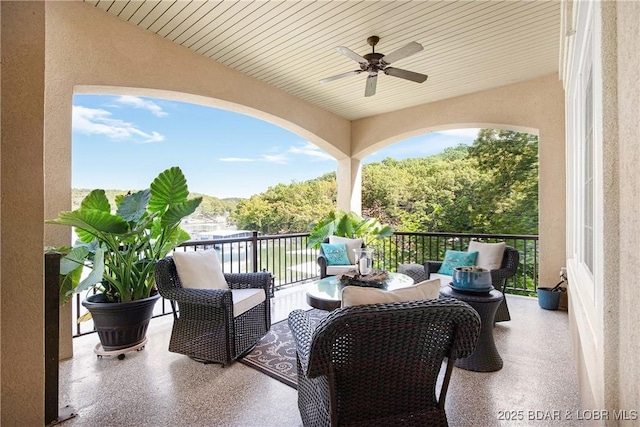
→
(425, 246, 520, 322)
(154, 256, 271, 365)
(288, 298, 481, 427)
(317, 237, 365, 278)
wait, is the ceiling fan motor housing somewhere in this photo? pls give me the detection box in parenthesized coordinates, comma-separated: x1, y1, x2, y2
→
(362, 52, 385, 72)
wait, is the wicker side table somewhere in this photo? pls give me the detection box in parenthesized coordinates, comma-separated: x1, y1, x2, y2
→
(439, 286, 504, 372)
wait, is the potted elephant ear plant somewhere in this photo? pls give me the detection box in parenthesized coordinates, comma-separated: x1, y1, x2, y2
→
(46, 166, 202, 353)
(308, 210, 394, 249)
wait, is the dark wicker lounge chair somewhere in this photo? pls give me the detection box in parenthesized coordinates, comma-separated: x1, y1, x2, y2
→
(154, 256, 271, 365)
(288, 298, 481, 426)
(426, 246, 520, 322)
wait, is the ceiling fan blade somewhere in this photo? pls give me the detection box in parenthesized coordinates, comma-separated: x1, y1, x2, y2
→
(384, 67, 428, 83)
(320, 70, 363, 83)
(364, 74, 377, 97)
(335, 46, 368, 64)
(380, 41, 423, 65)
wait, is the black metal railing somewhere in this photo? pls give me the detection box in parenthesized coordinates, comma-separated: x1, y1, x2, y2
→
(371, 232, 539, 296)
(70, 231, 538, 337)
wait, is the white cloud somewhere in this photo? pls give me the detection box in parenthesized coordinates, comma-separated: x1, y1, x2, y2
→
(289, 142, 334, 161)
(219, 157, 255, 162)
(435, 128, 480, 138)
(114, 95, 168, 117)
(219, 154, 288, 164)
(72, 105, 165, 143)
(262, 154, 288, 164)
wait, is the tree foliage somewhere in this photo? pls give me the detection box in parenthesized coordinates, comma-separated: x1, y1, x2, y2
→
(230, 131, 538, 235)
(230, 173, 336, 234)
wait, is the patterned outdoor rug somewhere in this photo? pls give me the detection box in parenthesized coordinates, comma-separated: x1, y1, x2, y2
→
(239, 309, 328, 389)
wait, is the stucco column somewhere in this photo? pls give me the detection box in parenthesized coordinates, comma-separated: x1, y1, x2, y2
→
(1, 2, 46, 424)
(336, 157, 362, 215)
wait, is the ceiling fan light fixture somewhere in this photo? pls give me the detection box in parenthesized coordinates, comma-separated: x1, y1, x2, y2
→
(320, 36, 428, 97)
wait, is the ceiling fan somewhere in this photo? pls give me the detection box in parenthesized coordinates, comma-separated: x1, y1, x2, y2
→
(320, 36, 428, 97)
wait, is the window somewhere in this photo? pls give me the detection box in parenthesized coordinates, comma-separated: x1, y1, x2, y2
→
(566, 0, 600, 296)
(582, 69, 594, 273)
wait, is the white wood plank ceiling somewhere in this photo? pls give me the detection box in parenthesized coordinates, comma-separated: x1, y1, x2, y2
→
(85, 0, 561, 121)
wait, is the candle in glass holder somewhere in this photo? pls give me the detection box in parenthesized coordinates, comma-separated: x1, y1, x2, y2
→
(354, 248, 374, 275)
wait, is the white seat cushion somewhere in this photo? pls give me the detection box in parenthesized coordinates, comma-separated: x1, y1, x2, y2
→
(430, 273, 453, 288)
(173, 249, 228, 290)
(231, 288, 266, 318)
(341, 279, 440, 307)
(468, 241, 506, 270)
(328, 236, 364, 265)
(326, 265, 358, 276)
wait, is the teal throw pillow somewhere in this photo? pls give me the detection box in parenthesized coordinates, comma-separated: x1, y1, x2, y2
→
(437, 250, 479, 275)
(321, 243, 351, 266)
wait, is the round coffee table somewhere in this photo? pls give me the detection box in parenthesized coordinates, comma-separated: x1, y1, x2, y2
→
(306, 272, 414, 311)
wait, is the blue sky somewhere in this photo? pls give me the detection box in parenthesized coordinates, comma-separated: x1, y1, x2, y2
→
(72, 94, 478, 199)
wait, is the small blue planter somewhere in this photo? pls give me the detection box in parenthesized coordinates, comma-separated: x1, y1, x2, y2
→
(537, 287, 561, 310)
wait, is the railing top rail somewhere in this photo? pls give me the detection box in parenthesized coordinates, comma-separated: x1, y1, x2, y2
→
(391, 231, 539, 240)
(181, 238, 249, 246)
(257, 232, 311, 239)
(182, 232, 312, 247)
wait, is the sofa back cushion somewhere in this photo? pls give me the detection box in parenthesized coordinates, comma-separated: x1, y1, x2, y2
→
(341, 279, 440, 307)
(173, 249, 228, 290)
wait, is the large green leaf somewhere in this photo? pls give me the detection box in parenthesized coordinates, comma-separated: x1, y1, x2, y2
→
(59, 246, 90, 275)
(307, 221, 336, 248)
(47, 210, 129, 237)
(158, 226, 191, 254)
(336, 213, 357, 237)
(160, 198, 202, 229)
(80, 189, 111, 212)
(117, 189, 150, 222)
(148, 167, 189, 213)
(76, 246, 105, 292)
(60, 267, 82, 306)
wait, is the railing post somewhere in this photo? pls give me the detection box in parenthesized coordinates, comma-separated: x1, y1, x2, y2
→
(44, 252, 76, 425)
(252, 230, 259, 273)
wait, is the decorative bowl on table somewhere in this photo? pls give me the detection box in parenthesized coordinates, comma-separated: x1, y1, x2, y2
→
(451, 266, 493, 292)
(338, 270, 389, 288)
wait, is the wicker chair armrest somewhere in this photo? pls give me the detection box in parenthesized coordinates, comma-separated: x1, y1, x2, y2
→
(160, 287, 232, 307)
(424, 261, 442, 275)
(490, 247, 520, 283)
(317, 254, 329, 278)
(288, 309, 315, 375)
(441, 298, 482, 359)
(225, 272, 271, 292)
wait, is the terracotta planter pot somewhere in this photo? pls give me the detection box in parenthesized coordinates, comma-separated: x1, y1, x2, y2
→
(82, 293, 160, 351)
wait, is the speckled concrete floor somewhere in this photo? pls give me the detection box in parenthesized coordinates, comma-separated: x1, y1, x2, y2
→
(58, 287, 581, 427)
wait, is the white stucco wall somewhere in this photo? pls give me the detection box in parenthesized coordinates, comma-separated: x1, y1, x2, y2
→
(566, 0, 640, 420)
(1, 2, 46, 425)
(614, 0, 640, 419)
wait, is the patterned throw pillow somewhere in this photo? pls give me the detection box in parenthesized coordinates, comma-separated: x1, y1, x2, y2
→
(437, 250, 479, 276)
(321, 243, 352, 266)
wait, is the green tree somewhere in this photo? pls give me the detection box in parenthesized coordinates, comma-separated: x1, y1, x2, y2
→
(229, 131, 538, 236)
(467, 129, 539, 234)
